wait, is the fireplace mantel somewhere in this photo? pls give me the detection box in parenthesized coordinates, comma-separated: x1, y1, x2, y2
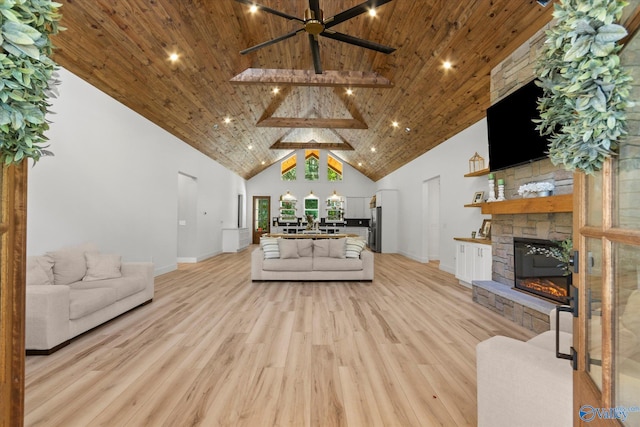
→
(480, 194, 573, 215)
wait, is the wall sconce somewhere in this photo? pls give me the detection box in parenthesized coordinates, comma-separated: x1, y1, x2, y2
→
(469, 152, 485, 173)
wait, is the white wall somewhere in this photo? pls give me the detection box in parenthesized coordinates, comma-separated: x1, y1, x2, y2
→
(376, 119, 491, 274)
(27, 68, 246, 275)
(247, 150, 375, 224)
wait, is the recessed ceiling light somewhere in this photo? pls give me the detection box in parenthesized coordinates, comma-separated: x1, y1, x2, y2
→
(358, 162, 362, 167)
(272, 87, 279, 94)
(368, 9, 376, 17)
(248, 145, 253, 150)
(392, 121, 399, 128)
(249, 5, 258, 13)
(443, 61, 452, 70)
(261, 160, 266, 165)
(346, 88, 354, 96)
(224, 117, 231, 124)
(371, 147, 376, 152)
(169, 53, 179, 62)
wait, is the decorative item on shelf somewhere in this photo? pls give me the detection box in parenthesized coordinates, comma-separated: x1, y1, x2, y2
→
(471, 231, 477, 239)
(473, 191, 485, 204)
(497, 178, 506, 201)
(478, 219, 492, 239)
(469, 152, 485, 173)
(518, 181, 554, 198)
(486, 173, 497, 202)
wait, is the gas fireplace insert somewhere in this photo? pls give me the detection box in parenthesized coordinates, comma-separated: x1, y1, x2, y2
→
(513, 238, 571, 304)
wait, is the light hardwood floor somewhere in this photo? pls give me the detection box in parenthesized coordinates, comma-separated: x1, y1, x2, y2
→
(24, 248, 534, 427)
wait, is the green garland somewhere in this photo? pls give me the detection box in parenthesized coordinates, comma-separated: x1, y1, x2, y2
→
(535, 0, 632, 174)
(0, 0, 63, 165)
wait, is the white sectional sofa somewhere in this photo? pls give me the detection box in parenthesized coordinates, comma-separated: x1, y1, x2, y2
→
(26, 243, 154, 354)
(251, 237, 373, 281)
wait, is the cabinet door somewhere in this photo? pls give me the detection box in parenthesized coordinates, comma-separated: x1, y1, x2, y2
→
(473, 245, 492, 280)
(455, 243, 474, 283)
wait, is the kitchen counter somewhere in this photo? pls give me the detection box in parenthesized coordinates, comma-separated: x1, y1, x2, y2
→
(265, 233, 359, 239)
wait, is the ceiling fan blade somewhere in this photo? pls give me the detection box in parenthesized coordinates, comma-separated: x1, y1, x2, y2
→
(320, 31, 395, 54)
(309, 0, 321, 19)
(308, 34, 323, 74)
(240, 28, 304, 55)
(235, 0, 304, 22)
(324, 0, 393, 29)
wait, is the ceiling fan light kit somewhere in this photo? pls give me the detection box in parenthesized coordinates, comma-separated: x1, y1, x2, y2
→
(236, 0, 396, 74)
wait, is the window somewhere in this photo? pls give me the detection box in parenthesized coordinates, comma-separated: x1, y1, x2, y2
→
(281, 154, 296, 181)
(305, 149, 319, 181)
(327, 154, 343, 181)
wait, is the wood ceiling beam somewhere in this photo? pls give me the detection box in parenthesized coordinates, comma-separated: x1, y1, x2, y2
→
(269, 141, 354, 150)
(257, 117, 367, 129)
(230, 68, 394, 88)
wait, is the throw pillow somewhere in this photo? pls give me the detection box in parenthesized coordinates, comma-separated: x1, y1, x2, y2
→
(329, 238, 347, 259)
(345, 237, 367, 258)
(261, 237, 280, 259)
(297, 239, 313, 257)
(26, 257, 53, 286)
(47, 243, 98, 286)
(83, 252, 123, 281)
(313, 239, 329, 257)
(279, 239, 299, 259)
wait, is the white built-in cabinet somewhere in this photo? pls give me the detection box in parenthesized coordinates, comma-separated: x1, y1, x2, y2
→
(454, 239, 492, 286)
(222, 228, 250, 252)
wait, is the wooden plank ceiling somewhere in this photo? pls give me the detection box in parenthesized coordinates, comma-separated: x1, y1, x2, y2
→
(51, 0, 553, 181)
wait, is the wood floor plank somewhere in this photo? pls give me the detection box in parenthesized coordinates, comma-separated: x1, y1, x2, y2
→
(24, 248, 535, 426)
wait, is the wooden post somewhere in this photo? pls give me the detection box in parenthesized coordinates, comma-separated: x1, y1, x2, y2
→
(0, 161, 28, 427)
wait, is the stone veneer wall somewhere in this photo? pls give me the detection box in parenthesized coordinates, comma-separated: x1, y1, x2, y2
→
(486, 22, 574, 289)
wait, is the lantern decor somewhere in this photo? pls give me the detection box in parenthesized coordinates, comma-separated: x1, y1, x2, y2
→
(469, 152, 485, 173)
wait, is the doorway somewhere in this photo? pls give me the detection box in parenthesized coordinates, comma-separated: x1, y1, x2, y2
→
(252, 196, 270, 244)
(177, 172, 198, 263)
(422, 176, 440, 263)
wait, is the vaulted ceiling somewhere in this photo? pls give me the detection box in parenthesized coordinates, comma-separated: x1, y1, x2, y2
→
(51, 1, 554, 181)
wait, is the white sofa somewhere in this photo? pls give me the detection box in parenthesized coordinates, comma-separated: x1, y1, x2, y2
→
(251, 237, 373, 281)
(26, 243, 154, 354)
(476, 308, 574, 427)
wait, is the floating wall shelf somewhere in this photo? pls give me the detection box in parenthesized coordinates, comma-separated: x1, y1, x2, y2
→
(480, 194, 573, 215)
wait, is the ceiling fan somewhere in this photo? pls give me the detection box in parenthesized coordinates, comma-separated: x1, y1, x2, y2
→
(236, 0, 396, 74)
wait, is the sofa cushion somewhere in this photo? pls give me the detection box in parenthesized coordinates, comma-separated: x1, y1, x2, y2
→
(329, 238, 346, 259)
(83, 252, 122, 281)
(26, 256, 54, 286)
(313, 256, 363, 271)
(345, 238, 367, 259)
(48, 243, 98, 286)
(297, 239, 313, 257)
(313, 239, 329, 257)
(262, 257, 313, 272)
(278, 239, 299, 259)
(261, 237, 280, 259)
(69, 287, 117, 320)
(71, 276, 146, 300)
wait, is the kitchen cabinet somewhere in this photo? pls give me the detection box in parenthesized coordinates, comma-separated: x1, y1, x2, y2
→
(345, 197, 367, 218)
(454, 239, 492, 286)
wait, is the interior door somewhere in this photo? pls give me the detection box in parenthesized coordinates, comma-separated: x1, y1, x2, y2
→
(252, 196, 270, 244)
(573, 132, 640, 426)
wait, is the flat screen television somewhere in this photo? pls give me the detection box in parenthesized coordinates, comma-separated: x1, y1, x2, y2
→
(487, 79, 549, 171)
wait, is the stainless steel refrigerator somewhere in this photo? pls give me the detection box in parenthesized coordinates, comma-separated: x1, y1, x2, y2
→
(368, 206, 382, 253)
